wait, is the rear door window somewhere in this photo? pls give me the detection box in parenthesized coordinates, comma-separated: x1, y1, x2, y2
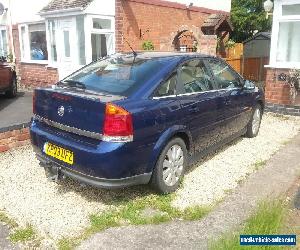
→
(179, 59, 214, 94)
(154, 72, 177, 97)
(207, 59, 242, 89)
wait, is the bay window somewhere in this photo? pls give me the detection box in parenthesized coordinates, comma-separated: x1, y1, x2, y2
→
(276, 21, 300, 63)
(18, 15, 115, 69)
(270, 0, 300, 67)
(19, 22, 48, 62)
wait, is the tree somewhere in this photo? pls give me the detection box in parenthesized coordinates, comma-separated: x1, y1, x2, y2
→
(230, 0, 272, 42)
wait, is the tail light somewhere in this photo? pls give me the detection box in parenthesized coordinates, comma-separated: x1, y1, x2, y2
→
(32, 90, 36, 114)
(103, 103, 133, 142)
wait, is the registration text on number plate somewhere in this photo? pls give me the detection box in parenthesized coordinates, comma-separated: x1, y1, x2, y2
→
(44, 142, 74, 165)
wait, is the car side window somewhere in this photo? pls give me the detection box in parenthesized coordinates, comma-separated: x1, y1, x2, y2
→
(208, 59, 242, 89)
(154, 72, 177, 97)
(179, 59, 214, 94)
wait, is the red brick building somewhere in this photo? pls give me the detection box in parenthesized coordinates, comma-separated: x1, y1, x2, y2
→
(2, 0, 232, 88)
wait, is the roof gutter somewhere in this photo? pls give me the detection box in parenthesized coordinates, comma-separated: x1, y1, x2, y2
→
(39, 7, 83, 17)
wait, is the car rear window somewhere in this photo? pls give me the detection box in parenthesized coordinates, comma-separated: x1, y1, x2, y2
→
(62, 54, 168, 96)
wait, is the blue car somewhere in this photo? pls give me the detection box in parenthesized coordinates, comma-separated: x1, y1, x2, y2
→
(30, 52, 264, 193)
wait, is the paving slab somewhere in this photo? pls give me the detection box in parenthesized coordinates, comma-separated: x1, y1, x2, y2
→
(78, 133, 300, 250)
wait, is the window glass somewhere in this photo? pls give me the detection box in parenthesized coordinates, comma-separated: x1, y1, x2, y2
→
(208, 60, 241, 89)
(277, 22, 300, 63)
(20, 26, 26, 59)
(63, 55, 169, 97)
(48, 21, 57, 62)
(76, 16, 86, 65)
(93, 18, 111, 29)
(179, 59, 214, 93)
(0, 29, 7, 57)
(91, 34, 113, 60)
(63, 30, 70, 57)
(29, 23, 48, 60)
(155, 73, 177, 97)
(282, 4, 300, 15)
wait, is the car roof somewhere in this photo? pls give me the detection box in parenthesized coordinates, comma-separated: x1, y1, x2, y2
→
(117, 51, 215, 59)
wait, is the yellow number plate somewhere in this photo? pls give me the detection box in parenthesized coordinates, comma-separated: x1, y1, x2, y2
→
(44, 142, 74, 165)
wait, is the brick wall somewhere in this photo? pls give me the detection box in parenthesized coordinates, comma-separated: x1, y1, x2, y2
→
(12, 26, 59, 89)
(18, 64, 58, 88)
(265, 67, 300, 116)
(0, 128, 30, 153)
(115, 0, 218, 55)
(265, 68, 293, 105)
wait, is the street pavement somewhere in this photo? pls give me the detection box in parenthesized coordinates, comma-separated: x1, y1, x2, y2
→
(0, 91, 32, 131)
(78, 133, 300, 250)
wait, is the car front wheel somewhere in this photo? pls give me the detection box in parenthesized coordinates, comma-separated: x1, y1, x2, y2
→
(150, 137, 187, 194)
(246, 104, 262, 138)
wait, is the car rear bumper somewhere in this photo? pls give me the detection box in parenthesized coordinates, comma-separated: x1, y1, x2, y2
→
(35, 149, 152, 188)
(30, 119, 154, 182)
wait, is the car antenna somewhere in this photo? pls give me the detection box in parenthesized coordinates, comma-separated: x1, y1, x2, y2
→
(120, 32, 137, 57)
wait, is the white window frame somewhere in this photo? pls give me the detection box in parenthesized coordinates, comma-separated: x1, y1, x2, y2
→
(85, 15, 115, 63)
(0, 26, 8, 57)
(18, 22, 48, 64)
(269, 0, 300, 68)
(45, 19, 58, 67)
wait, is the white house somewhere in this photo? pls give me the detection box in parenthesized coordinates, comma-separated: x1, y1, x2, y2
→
(265, 0, 300, 115)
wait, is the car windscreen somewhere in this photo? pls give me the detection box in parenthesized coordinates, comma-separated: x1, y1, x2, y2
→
(61, 54, 168, 97)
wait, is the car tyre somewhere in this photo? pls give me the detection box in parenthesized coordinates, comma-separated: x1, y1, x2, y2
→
(5, 75, 17, 98)
(246, 104, 262, 138)
(150, 137, 187, 194)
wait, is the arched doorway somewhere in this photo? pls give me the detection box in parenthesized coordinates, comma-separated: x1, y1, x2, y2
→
(172, 30, 198, 52)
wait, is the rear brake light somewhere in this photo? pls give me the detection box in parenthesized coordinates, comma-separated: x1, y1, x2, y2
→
(33, 90, 36, 114)
(103, 103, 133, 142)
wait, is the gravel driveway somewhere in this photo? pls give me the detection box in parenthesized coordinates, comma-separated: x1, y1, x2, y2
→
(0, 113, 299, 247)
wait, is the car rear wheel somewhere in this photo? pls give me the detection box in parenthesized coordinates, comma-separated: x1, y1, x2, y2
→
(5, 75, 17, 98)
(246, 104, 262, 138)
(150, 137, 187, 194)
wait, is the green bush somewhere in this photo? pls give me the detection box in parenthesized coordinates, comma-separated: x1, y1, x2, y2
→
(142, 40, 154, 50)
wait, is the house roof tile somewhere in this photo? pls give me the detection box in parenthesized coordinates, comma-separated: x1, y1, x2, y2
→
(201, 13, 233, 34)
(40, 0, 93, 12)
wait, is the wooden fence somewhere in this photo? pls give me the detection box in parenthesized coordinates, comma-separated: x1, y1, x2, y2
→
(226, 56, 269, 82)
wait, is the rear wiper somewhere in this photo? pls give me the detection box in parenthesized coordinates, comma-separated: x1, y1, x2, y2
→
(58, 80, 86, 90)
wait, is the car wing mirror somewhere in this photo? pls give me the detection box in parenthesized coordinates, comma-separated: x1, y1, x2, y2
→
(243, 80, 256, 90)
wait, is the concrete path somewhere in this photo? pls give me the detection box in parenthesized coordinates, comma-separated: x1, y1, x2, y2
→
(0, 91, 32, 131)
(0, 224, 18, 250)
(78, 133, 300, 250)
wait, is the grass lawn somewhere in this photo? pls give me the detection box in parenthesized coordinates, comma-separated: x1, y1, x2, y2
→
(58, 193, 212, 250)
(210, 200, 287, 250)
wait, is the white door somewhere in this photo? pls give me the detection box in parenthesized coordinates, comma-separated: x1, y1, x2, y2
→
(56, 18, 80, 79)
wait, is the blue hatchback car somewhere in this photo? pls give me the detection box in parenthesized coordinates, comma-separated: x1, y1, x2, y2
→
(30, 52, 264, 193)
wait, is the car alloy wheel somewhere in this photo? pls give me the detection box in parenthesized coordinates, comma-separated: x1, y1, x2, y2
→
(252, 107, 261, 135)
(150, 137, 187, 194)
(162, 144, 184, 186)
(246, 104, 262, 138)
